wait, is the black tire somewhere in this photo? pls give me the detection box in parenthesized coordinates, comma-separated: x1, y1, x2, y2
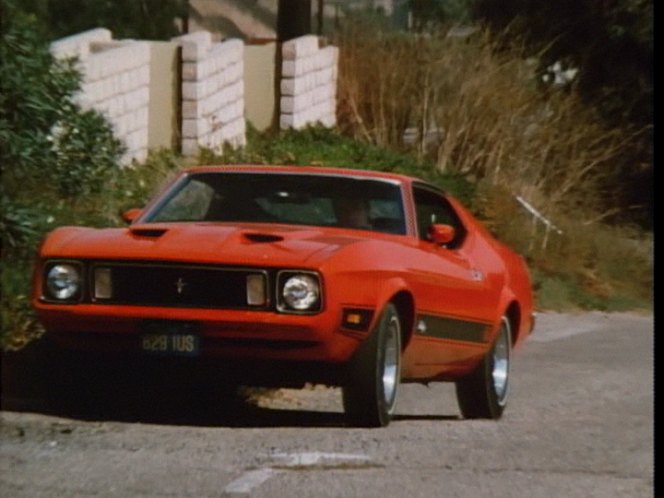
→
(455, 316, 512, 420)
(342, 303, 402, 427)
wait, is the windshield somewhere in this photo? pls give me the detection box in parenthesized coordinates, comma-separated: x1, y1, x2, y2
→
(143, 171, 407, 235)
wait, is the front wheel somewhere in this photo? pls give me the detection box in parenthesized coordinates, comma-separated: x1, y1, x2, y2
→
(342, 303, 402, 427)
(455, 316, 512, 419)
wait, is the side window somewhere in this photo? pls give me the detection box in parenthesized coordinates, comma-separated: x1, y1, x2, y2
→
(413, 185, 466, 248)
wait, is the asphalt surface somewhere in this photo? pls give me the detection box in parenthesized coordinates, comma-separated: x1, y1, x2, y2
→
(0, 311, 654, 497)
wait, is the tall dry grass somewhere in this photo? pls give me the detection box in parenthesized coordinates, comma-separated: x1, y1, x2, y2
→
(335, 23, 639, 219)
(334, 22, 652, 309)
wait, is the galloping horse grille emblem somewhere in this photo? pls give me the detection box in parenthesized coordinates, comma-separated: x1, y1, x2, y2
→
(175, 277, 188, 295)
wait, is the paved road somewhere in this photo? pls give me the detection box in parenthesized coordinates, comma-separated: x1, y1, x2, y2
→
(0, 312, 654, 497)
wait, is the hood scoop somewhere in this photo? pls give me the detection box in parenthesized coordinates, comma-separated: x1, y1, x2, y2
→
(243, 232, 284, 243)
(130, 227, 168, 238)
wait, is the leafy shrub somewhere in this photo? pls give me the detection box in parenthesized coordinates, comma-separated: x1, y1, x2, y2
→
(0, 5, 125, 347)
(50, 109, 125, 199)
(0, 197, 42, 250)
(199, 125, 475, 205)
(110, 148, 184, 215)
(1, 5, 124, 225)
(1, 261, 44, 351)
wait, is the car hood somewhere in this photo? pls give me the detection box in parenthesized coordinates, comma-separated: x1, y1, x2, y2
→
(40, 223, 380, 268)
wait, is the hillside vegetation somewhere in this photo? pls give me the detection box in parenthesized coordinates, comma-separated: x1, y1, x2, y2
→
(0, 11, 652, 350)
(332, 21, 652, 311)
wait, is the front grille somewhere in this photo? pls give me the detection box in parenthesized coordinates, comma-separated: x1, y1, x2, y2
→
(92, 263, 269, 309)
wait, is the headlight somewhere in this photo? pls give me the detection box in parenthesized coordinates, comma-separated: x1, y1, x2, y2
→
(278, 272, 321, 312)
(45, 263, 82, 301)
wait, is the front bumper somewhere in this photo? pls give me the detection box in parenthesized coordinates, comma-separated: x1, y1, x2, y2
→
(36, 303, 366, 363)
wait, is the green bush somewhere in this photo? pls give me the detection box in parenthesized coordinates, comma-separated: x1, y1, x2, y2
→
(199, 125, 475, 205)
(0, 5, 125, 348)
(110, 148, 184, 215)
(0, 197, 42, 250)
(1, 261, 44, 351)
(1, 4, 125, 225)
(50, 109, 125, 199)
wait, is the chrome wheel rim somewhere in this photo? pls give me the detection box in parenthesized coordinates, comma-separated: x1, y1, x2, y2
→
(382, 315, 400, 409)
(492, 319, 510, 405)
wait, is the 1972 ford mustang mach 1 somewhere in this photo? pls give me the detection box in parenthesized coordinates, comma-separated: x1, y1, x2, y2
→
(33, 165, 535, 427)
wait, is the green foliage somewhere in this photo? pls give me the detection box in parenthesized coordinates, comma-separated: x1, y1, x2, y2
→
(13, 0, 187, 40)
(110, 148, 184, 215)
(1, 3, 125, 206)
(0, 6, 78, 181)
(199, 125, 475, 205)
(0, 197, 41, 250)
(473, 181, 652, 312)
(409, 0, 476, 30)
(532, 269, 651, 313)
(1, 4, 126, 347)
(50, 110, 125, 198)
(1, 261, 44, 351)
(0, 148, 185, 349)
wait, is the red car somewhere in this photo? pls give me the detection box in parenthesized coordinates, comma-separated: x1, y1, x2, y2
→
(33, 165, 535, 427)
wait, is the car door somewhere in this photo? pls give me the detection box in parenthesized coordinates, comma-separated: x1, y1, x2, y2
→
(404, 184, 495, 371)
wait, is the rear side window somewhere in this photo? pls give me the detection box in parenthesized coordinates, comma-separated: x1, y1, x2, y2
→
(413, 185, 466, 248)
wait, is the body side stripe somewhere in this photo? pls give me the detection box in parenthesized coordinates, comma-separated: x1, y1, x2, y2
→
(415, 314, 489, 343)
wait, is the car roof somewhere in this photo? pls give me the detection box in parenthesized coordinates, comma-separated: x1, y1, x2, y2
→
(186, 165, 425, 186)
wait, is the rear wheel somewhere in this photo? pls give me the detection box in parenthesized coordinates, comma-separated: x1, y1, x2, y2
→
(455, 316, 511, 419)
(342, 303, 402, 427)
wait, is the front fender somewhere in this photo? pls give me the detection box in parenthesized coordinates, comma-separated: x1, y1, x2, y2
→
(370, 277, 412, 334)
(330, 272, 410, 332)
(375, 277, 409, 311)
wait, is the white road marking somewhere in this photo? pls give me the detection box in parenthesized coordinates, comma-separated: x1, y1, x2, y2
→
(223, 452, 372, 494)
(224, 468, 277, 494)
(528, 322, 601, 343)
(270, 451, 372, 467)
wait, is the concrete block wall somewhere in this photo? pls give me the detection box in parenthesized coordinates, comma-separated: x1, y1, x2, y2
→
(174, 31, 246, 156)
(280, 35, 338, 130)
(49, 29, 342, 163)
(50, 29, 151, 164)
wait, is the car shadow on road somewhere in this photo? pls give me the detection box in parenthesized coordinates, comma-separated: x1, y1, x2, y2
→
(0, 339, 343, 428)
(22, 397, 351, 429)
(393, 414, 459, 422)
(2, 338, 460, 428)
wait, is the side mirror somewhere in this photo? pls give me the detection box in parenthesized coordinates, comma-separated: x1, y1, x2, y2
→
(428, 224, 455, 245)
(121, 208, 142, 224)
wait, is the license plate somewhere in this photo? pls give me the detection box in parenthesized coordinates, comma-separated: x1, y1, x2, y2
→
(141, 333, 200, 356)
(141, 321, 200, 356)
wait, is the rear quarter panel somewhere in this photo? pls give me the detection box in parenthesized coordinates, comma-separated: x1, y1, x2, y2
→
(446, 195, 535, 345)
